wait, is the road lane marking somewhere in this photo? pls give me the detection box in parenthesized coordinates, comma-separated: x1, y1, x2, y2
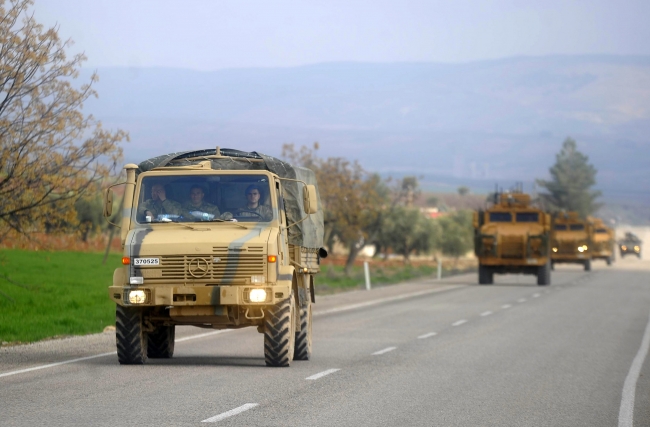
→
(0, 330, 232, 379)
(532, 293, 540, 298)
(517, 298, 527, 303)
(452, 319, 468, 326)
(306, 369, 340, 380)
(202, 403, 258, 423)
(501, 304, 512, 309)
(417, 332, 437, 339)
(619, 310, 650, 427)
(372, 347, 397, 355)
(480, 311, 493, 317)
(314, 286, 462, 317)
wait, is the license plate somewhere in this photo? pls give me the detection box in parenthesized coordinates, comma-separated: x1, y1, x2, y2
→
(133, 258, 160, 266)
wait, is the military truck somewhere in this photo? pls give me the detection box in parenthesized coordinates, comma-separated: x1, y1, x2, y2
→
(588, 217, 615, 265)
(103, 148, 325, 367)
(550, 212, 592, 271)
(619, 232, 642, 258)
(473, 191, 552, 286)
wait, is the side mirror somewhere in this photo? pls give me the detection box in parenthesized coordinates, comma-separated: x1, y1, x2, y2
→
(303, 185, 318, 214)
(103, 189, 114, 218)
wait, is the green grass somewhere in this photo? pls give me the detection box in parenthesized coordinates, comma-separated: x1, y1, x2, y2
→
(315, 263, 468, 293)
(0, 249, 121, 344)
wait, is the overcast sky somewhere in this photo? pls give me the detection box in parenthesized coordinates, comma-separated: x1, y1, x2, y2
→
(33, 0, 650, 71)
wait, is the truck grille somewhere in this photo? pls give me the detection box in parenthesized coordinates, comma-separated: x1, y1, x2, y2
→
(500, 237, 524, 258)
(557, 241, 577, 254)
(137, 249, 265, 285)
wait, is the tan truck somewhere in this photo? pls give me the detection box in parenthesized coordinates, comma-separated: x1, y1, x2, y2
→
(473, 192, 552, 286)
(104, 148, 325, 367)
(550, 212, 592, 271)
(588, 217, 615, 265)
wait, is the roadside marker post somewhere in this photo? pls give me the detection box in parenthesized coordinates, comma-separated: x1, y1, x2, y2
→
(364, 261, 371, 290)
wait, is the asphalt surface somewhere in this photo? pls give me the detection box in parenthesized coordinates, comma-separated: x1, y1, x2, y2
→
(1, 257, 650, 426)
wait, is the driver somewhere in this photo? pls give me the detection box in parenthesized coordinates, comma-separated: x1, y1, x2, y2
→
(236, 184, 272, 221)
(182, 185, 233, 221)
(138, 183, 182, 219)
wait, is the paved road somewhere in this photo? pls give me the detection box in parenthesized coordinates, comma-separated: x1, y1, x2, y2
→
(1, 258, 650, 426)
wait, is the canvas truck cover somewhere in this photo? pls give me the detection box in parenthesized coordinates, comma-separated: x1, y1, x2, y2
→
(136, 148, 324, 249)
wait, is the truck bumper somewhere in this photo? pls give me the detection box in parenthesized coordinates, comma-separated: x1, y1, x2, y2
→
(109, 283, 291, 308)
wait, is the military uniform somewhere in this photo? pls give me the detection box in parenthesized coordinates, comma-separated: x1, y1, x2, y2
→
(182, 201, 223, 220)
(236, 204, 273, 221)
(137, 198, 182, 219)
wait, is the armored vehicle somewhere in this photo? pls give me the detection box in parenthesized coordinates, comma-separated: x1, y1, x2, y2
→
(473, 191, 552, 285)
(588, 217, 615, 265)
(104, 148, 325, 367)
(619, 232, 642, 258)
(550, 212, 592, 271)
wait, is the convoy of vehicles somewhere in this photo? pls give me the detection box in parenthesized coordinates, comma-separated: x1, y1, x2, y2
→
(550, 212, 593, 271)
(473, 191, 552, 286)
(104, 148, 325, 367)
(619, 232, 642, 258)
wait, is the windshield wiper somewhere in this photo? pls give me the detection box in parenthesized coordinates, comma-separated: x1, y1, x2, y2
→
(207, 218, 248, 229)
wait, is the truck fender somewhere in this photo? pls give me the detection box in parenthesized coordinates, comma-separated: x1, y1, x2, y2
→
(113, 267, 126, 287)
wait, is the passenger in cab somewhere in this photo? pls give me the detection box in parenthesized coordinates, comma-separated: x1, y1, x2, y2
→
(182, 185, 232, 221)
(235, 184, 273, 221)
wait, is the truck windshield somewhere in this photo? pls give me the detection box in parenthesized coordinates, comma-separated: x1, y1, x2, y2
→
(554, 224, 567, 230)
(135, 175, 274, 224)
(515, 212, 539, 222)
(569, 224, 585, 231)
(489, 212, 512, 222)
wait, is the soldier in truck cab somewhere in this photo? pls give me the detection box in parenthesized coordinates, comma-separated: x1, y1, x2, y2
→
(137, 183, 182, 219)
(182, 185, 233, 221)
(235, 184, 273, 221)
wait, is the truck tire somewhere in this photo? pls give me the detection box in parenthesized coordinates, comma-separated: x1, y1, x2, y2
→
(551, 261, 555, 271)
(293, 301, 312, 361)
(116, 305, 147, 365)
(606, 257, 612, 266)
(584, 259, 591, 271)
(147, 325, 175, 358)
(264, 293, 296, 367)
(478, 265, 493, 285)
(537, 262, 551, 286)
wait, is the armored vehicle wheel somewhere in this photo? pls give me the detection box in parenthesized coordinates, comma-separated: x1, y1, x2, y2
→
(293, 301, 312, 361)
(116, 305, 148, 365)
(478, 265, 493, 285)
(537, 262, 551, 286)
(551, 261, 555, 271)
(606, 257, 612, 266)
(584, 260, 591, 271)
(147, 325, 175, 358)
(638, 253, 642, 259)
(264, 293, 296, 367)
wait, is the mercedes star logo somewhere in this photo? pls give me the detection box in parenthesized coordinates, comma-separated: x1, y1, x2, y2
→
(188, 257, 209, 278)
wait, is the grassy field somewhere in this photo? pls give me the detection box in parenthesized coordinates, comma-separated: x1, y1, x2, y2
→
(0, 249, 121, 344)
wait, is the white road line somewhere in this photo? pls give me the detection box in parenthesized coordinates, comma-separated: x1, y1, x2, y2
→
(480, 311, 493, 317)
(532, 293, 541, 298)
(313, 286, 461, 317)
(372, 346, 397, 355)
(306, 368, 340, 380)
(452, 319, 468, 326)
(502, 304, 512, 309)
(619, 310, 650, 427)
(201, 403, 258, 423)
(517, 298, 527, 303)
(417, 332, 437, 339)
(0, 330, 231, 379)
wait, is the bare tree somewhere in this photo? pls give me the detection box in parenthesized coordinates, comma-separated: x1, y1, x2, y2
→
(0, 0, 127, 243)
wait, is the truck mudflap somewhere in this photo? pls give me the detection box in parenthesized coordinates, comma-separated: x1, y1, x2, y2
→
(109, 283, 292, 307)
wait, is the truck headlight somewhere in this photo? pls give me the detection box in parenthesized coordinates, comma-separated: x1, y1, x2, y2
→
(578, 246, 584, 252)
(128, 290, 147, 304)
(635, 246, 640, 252)
(249, 288, 267, 303)
(552, 247, 558, 253)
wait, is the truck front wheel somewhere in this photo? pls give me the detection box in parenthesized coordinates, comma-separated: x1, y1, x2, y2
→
(147, 325, 175, 358)
(264, 293, 296, 367)
(584, 259, 592, 271)
(537, 262, 551, 286)
(116, 305, 148, 365)
(478, 265, 493, 285)
(294, 301, 312, 361)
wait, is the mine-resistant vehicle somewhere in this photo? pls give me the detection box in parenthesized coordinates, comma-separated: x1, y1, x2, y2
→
(588, 217, 615, 265)
(550, 212, 592, 271)
(619, 232, 642, 258)
(473, 191, 552, 285)
(104, 148, 325, 367)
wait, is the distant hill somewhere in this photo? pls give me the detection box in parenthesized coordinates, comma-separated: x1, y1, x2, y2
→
(82, 55, 650, 205)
